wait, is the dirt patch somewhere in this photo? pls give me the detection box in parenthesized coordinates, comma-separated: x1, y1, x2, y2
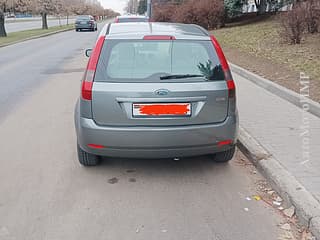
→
(108, 177, 119, 184)
(222, 46, 320, 103)
(235, 150, 316, 240)
(212, 17, 320, 103)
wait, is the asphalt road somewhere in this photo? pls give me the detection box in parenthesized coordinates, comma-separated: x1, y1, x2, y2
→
(0, 24, 292, 240)
(5, 17, 76, 33)
(0, 22, 106, 123)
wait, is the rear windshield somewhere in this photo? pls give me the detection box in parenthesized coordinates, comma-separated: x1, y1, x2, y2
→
(95, 40, 224, 83)
(76, 16, 90, 20)
(118, 18, 149, 23)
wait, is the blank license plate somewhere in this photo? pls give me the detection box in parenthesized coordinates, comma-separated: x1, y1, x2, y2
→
(133, 103, 191, 117)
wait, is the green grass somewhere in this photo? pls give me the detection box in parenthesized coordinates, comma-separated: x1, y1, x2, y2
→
(0, 25, 75, 47)
(212, 17, 320, 82)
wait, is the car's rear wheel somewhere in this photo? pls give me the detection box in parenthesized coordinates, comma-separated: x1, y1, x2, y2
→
(77, 144, 100, 166)
(212, 146, 236, 163)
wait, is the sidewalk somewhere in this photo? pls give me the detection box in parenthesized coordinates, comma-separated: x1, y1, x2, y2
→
(233, 69, 320, 234)
(235, 71, 320, 201)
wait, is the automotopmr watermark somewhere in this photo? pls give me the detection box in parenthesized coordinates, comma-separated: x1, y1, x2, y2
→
(299, 72, 310, 165)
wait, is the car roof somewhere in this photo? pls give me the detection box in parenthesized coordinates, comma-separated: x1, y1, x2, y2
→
(106, 22, 210, 40)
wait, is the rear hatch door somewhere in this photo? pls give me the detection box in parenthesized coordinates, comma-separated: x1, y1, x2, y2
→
(92, 39, 228, 126)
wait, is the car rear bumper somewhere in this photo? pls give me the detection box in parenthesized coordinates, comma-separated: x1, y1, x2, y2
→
(75, 24, 94, 29)
(75, 109, 238, 159)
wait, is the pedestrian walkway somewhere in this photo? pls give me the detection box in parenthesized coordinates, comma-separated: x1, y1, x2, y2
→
(234, 72, 320, 202)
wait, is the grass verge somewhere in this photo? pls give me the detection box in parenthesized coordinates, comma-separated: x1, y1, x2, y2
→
(0, 24, 75, 47)
(212, 17, 320, 102)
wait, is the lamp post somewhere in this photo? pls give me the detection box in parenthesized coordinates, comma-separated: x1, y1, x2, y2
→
(147, 0, 152, 18)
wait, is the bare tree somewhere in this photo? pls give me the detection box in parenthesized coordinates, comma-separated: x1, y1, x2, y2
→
(0, 0, 8, 37)
(125, 0, 139, 14)
(15, 0, 31, 13)
(35, 0, 57, 29)
(103, 8, 119, 18)
(62, 0, 74, 25)
(1, 0, 30, 37)
(69, 0, 105, 17)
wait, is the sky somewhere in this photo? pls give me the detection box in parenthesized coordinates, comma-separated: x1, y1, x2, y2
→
(100, 0, 128, 14)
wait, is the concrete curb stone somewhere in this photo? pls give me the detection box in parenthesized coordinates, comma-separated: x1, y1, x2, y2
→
(311, 217, 320, 239)
(230, 63, 320, 118)
(237, 126, 320, 239)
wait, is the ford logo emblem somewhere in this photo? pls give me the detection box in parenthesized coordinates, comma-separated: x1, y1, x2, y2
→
(155, 89, 169, 96)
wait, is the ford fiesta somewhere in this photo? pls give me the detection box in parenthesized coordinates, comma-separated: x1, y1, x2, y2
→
(74, 22, 238, 166)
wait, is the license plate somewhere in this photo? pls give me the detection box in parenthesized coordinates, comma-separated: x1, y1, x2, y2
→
(80, 21, 87, 24)
(133, 103, 191, 117)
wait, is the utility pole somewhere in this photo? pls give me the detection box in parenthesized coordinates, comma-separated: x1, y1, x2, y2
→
(147, 0, 152, 18)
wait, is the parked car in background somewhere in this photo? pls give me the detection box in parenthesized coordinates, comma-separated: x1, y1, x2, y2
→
(74, 22, 238, 166)
(6, 13, 16, 18)
(114, 15, 149, 23)
(75, 15, 97, 32)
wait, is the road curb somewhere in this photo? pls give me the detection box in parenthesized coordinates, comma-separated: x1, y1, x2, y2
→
(237, 126, 320, 239)
(0, 28, 74, 48)
(230, 63, 320, 118)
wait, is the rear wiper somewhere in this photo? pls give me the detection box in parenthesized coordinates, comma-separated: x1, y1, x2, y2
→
(160, 74, 203, 80)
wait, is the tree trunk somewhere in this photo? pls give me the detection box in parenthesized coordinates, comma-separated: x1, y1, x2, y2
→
(41, 12, 48, 29)
(258, 0, 267, 15)
(255, 0, 267, 15)
(0, 10, 7, 37)
(66, 14, 69, 25)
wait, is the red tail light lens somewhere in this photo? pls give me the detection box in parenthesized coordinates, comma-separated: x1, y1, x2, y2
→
(218, 139, 233, 147)
(227, 79, 235, 98)
(210, 35, 236, 98)
(81, 36, 105, 101)
(87, 144, 105, 149)
(81, 70, 94, 100)
(87, 36, 104, 71)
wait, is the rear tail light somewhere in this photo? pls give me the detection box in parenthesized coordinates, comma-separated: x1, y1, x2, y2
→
(114, 18, 119, 23)
(210, 35, 235, 98)
(87, 144, 105, 149)
(81, 70, 94, 100)
(218, 139, 233, 147)
(81, 36, 105, 101)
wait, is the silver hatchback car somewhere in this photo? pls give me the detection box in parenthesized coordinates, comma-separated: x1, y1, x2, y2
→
(74, 22, 238, 166)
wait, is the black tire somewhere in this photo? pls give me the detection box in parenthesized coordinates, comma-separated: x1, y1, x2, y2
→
(213, 146, 236, 163)
(75, 28, 78, 32)
(77, 144, 100, 166)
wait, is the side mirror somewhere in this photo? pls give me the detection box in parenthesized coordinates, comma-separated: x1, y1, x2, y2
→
(85, 49, 92, 57)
